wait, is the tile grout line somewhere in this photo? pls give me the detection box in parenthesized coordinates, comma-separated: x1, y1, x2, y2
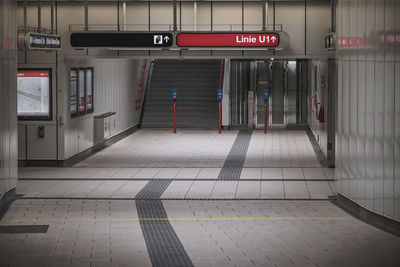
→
(109, 180, 129, 198)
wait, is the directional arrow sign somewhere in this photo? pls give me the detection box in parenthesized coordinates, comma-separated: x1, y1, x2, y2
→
(70, 32, 173, 48)
(176, 32, 279, 47)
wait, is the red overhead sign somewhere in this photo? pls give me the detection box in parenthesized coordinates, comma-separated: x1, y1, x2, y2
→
(176, 33, 279, 47)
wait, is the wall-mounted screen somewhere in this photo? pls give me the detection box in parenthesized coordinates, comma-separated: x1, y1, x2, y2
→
(70, 67, 94, 118)
(70, 69, 78, 118)
(86, 68, 93, 114)
(79, 69, 86, 116)
(18, 69, 52, 120)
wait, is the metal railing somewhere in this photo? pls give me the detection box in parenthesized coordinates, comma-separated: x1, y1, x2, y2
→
(69, 24, 283, 32)
(136, 59, 152, 111)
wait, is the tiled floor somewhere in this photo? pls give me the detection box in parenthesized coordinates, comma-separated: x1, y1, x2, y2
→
(6, 129, 397, 266)
(17, 179, 335, 200)
(1, 199, 399, 267)
(19, 167, 332, 179)
(244, 130, 320, 167)
(18, 129, 335, 201)
(76, 130, 238, 168)
(76, 130, 320, 168)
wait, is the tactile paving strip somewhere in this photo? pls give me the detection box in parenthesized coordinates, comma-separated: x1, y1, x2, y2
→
(135, 180, 194, 267)
(0, 225, 49, 233)
(136, 200, 194, 267)
(135, 180, 172, 200)
(218, 130, 252, 180)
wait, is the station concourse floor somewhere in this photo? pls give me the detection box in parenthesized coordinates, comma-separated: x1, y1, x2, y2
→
(1, 130, 399, 267)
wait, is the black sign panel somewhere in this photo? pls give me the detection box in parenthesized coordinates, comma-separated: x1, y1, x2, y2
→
(26, 33, 61, 49)
(70, 32, 173, 48)
(29, 34, 46, 48)
(46, 35, 61, 48)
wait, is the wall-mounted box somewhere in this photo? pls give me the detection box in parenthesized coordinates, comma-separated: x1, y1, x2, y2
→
(94, 112, 116, 144)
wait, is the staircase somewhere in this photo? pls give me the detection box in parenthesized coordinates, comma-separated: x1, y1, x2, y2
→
(140, 59, 222, 129)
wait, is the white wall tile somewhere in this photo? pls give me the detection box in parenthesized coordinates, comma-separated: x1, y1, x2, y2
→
(365, 0, 376, 61)
(383, 61, 395, 217)
(357, 0, 366, 61)
(0, 0, 18, 197)
(335, 60, 343, 193)
(373, 61, 384, 213)
(150, 2, 173, 31)
(337, 0, 398, 221)
(384, 0, 396, 62)
(123, 1, 149, 30)
(212, 1, 242, 31)
(57, 2, 84, 34)
(88, 2, 118, 27)
(349, 61, 358, 199)
(306, 1, 331, 55)
(341, 60, 350, 196)
(365, 61, 375, 208)
(64, 59, 140, 159)
(395, 62, 400, 220)
(243, 1, 262, 31)
(357, 61, 366, 206)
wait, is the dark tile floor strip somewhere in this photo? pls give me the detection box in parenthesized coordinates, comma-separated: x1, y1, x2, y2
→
(218, 130, 252, 180)
(0, 225, 49, 233)
(135, 180, 194, 267)
(0, 190, 47, 234)
(21, 196, 331, 201)
(19, 178, 335, 182)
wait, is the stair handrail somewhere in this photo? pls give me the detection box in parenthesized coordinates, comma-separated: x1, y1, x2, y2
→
(136, 59, 151, 110)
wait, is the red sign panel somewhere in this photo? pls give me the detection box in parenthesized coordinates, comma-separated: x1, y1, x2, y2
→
(17, 70, 50, 78)
(177, 33, 279, 47)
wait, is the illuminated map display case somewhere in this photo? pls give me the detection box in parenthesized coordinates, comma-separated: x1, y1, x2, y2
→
(17, 69, 52, 121)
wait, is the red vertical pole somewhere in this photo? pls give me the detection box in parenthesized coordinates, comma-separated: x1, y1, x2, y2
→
(219, 102, 222, 134)
(264, 102, 267, 134)
(173, 102, 176, 133)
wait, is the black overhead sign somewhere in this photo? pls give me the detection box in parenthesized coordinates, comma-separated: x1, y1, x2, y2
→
(22, 33, 61, 50)
(70, 32, 173, 48)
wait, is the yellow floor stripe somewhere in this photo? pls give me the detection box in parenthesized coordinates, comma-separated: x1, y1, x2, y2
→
(5, 216, 349, 223)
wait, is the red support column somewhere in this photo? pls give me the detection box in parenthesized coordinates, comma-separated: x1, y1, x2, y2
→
(218, 102, 222, 134)
(173, 102, 176, 134)
(264, 102, 267, 134)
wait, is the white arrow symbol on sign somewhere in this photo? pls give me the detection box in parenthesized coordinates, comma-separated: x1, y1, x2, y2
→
(271, 36, 277, 42)
(164, 36, 170, 42)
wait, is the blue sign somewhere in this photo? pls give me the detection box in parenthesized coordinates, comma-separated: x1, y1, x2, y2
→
(172, 89, 178, 102)
(263, 89, 270, 102)
(217, 89, 223, 102)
